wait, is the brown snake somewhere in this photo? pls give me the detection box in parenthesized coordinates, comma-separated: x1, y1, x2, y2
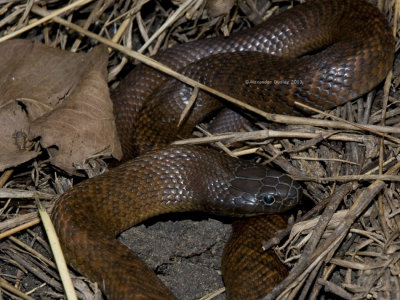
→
(51, 0, 394, 299)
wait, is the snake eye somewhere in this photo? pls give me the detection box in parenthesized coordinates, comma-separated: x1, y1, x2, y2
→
(263, 194, 275, 205)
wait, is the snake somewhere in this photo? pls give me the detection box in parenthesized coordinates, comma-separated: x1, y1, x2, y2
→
(51, 0, 394, 299)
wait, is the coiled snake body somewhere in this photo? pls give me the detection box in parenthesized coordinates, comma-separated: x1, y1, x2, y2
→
(51, 0, 394, 299)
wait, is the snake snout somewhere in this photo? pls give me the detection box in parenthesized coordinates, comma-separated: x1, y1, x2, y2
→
(227, 166, 301, 215)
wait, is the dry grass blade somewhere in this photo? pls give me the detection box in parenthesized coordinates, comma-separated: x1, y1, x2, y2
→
(198, 287, 226, 300)
(35, 196, 77, 300)
(178, 86, 199, 127)
(295, 100, 400, 144)
(0, 218, 40, 240)
(0, 188, 54, 199)
(293, 174, 400, 182)
(137, 0, 198, 53)
(0, 277, 35, 300)
(0, 0, 95, 43)
(173, 128, 388, 145)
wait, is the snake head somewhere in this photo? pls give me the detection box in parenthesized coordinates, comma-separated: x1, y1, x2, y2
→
(209, 165, 301, 216)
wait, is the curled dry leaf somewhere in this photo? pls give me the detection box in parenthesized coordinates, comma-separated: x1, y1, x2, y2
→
(0, 39, 122, 174)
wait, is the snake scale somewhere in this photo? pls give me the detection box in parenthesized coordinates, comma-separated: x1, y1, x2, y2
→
(51, 0, 394, 299)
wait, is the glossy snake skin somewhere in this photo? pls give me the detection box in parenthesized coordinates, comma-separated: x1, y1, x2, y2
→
(51, 0, 394, 299)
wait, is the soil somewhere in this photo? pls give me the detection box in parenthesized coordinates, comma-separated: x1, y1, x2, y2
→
(120, 215, 232, 300)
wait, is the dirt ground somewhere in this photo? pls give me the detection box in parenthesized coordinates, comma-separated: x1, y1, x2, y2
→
(121, 216, 231, 300)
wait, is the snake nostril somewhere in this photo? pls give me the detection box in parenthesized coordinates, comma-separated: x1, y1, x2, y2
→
(263, 194, 275, 205)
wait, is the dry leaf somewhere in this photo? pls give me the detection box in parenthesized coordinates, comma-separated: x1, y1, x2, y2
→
(0, 39, 122, 174)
